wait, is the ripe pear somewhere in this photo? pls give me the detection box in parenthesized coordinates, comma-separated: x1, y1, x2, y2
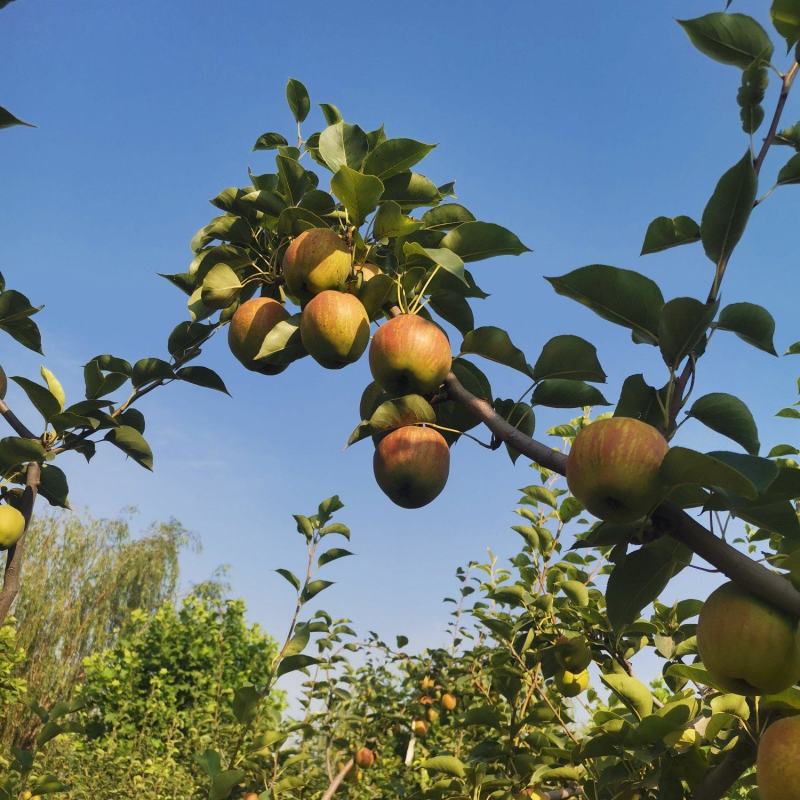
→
(757, 715, 800, 800)
(697, 581, 800, 695)
(228, 297, 290, 373)
(369, 314, 451, 396)
(354, 746, 375, 769)
(300, 291, 370, 369)
(566, 417, 668, 523)
(373, 426, 450, 509)
(420, 676, 436, 690)
(411, 719, 428, 737)
(0, 505, 25, 550)
(282, 228, 351, 301)
(441, 692, 457, 711)
(554, 635, 592, 673)
(426, 707, 439, 723)
(554, 668, 589, 698)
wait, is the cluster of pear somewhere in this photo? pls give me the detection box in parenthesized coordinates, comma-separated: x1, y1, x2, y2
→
(552, 634, 591, 698)
(412, 676, 458, 736)
(565, 418, 800, 800)
(227, 227, 454, 509)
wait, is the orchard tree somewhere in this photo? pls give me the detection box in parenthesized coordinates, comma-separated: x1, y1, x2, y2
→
(5, 2, 800, 799)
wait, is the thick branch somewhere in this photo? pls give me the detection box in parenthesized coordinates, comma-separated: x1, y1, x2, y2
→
(0, 461, 41, 625)
(0, 398, 37, 439)
(320, 758, 353, 800)
(445, 372, 800, 617)
(693, 732, 755, 800)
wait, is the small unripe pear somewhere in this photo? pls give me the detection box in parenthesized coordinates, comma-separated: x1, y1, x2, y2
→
(554, 668, 589, 698)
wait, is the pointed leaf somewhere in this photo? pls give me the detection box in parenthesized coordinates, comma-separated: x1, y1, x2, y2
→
(176, 366, 230, 394)
(318, 121, 368, 172)
(715, 301, 777, 354)
(777, 152, 800, 185)
(276, 654, 319, 677)
(532, 379, 609, 408)
(771, 0, 800, 47)
(678, 13, 774, 69)
(546, 265, 664, 345)
(0, 105, 35, 129)
(660, 447, 760, 499)
(105, 425, 154, 469)
(286, 78, 310, 123)
(460, 326, 531, 376)
(658, 297, 717, 367)
(253, 132, 288, 151)
(318, 547, 354, 568)
(532, 334, 606, 382)
(688, 392, 759, 454)
(10, 376, 61, 422)
(421, 756, 466, 778)
(363, 137, 435, 179)
(330, 165, 383, 227)
(440, 221, 530, 262)
(700, 151, 757, 265)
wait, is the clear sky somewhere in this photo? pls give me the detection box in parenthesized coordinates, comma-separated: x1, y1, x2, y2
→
(3, 0, 800, 670)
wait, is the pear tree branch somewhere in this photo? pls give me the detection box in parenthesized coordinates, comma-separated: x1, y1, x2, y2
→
(443, 372, 800, 617)
(0, 461, 41, 624)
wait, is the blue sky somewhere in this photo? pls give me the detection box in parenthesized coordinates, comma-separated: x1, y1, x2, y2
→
(3, 0, 800, 673)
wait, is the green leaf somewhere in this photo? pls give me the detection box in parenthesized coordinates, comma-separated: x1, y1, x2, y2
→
(10, 376, 61, 422)
(318, 548, 353, 568)
(283, 624, 310, 658)
(440, 221, 530, 262)
(0, 437, 45, 470)
(688, 392, 760, 454)
(421, 756, 466, 778)
(600, 673, 654, 719)
(660, 447, 760, 499)
(275, 568, 301, 591)
(428, 291, 474, 335)
(373, 201, 422, 239)
(532, 334, 606, 382)
(0, 105, 35, 129)
(614, 374, 667, 428)
(772, 0, 800, 47)
(132, 358, 174, 388)
(421, 203, 476, 230)
(460, 326, 532, 376)
(83, 360, 128, 399)
(276, 155, 314, 206)
(29, 776, 68, 795)
(105, 425, 154, 470)
(330, 165, 384, 227)
(39, 464, 69, 508)
(233, 686, 261, 724)
(253, 131, 288, 151)
(715, 301, 777, 354)
(176, 366, 230, 394)
(380, 171, 441, 210)
(286, 78, 310, 123)
(561, 580, 589, 607)
(210, 769, 246, 800)
(252, 313, 307, 373)
(700, 151, 757, 265)
(546, 265, 664, 345)
(369, 395, 436, 433)
(777, 152, 800, 185)
(301, 579, 334, 602)
(606, 539, 689, 631)
(657, 297, 716, 367)
(363, 138, 436, 179)
(276, 654, 319, 677)
(402, 242, 467, 284)
(201, 263, 242, 309)
(641, 215, 701, 255)
(319, 103, 342, 125)
(776, 121, 800, 149)
(531, 379, 609, 408)
(0, 289, 43, 352)
(318, 121, 368, 172)
(678, 13, 774, 69)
